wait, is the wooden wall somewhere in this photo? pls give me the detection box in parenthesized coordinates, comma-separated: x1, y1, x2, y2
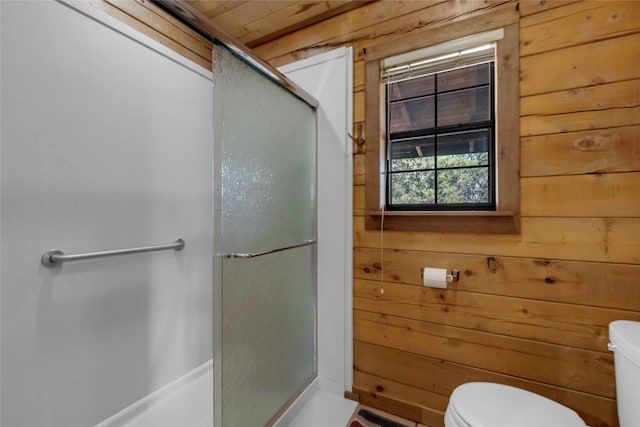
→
(91, 1, 640, 426)
(91, 0, 212, 71)
(252, 1, 640, 427)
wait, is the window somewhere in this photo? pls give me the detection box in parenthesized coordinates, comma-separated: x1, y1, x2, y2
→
(364, 18, 520, 233)
(386, 53, 495, 210)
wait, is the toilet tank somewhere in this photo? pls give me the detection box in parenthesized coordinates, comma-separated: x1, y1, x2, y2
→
(609, 320, 640, 427)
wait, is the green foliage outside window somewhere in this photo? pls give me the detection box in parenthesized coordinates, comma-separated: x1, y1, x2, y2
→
(389, 153, 489, 205)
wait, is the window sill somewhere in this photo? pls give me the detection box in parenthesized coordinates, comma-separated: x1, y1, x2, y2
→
(365, 210, 520, 234)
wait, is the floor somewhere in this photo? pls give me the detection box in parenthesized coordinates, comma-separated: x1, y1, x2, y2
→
(345, 405, 428, 427)
(285, 391, 428, 427)
(286, 390, 358, 427)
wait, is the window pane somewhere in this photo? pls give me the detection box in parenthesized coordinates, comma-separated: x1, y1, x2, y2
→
(437, 130, 489, 167)
(390, 136, 435, 171)
(389, 74, 434, 101)
(389, 171, 435, 205)
(437, 167, 490, 204)
(437, 86, 490, 127)
(389, 95, 434, 133)
(438, 63, 491, 92)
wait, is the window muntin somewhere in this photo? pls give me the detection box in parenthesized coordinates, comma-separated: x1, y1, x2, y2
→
(385, 61, 495, 211)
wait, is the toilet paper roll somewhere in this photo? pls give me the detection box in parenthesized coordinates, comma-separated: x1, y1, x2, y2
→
(422, 267, 448, 289)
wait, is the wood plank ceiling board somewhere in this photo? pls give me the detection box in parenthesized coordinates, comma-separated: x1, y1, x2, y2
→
(186, 0, 376, 47)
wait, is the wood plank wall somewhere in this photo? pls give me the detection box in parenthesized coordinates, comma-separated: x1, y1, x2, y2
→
(252, 2, 640, 427)
(90, 0, 212, 71)
(90, 1, 639, 426)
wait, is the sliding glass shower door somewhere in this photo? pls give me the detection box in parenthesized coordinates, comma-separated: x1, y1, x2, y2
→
(212, 45, 317, 426)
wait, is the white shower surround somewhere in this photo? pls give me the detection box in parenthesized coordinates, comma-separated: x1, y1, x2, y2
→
(1, 1, 212, 425)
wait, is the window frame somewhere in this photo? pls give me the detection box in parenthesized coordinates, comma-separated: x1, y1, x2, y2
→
(364, 17, 520, 234)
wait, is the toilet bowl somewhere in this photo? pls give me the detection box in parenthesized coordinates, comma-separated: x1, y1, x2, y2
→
(444, 382, 586, 427)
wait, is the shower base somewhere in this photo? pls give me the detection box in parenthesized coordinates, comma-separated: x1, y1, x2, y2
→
(95, 359, 213, 427)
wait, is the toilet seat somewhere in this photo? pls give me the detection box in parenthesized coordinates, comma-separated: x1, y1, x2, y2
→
(446, 382, 587, 427)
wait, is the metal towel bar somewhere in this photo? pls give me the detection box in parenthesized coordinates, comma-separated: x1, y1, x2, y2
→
(41, 238, 185, 267)
(223, 239, 316, 259)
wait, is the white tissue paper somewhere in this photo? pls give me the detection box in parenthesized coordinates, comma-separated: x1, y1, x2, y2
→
(422, 267, 448, 289)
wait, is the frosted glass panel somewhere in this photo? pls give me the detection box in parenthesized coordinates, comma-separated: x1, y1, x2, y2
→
(213, 45, 317, 426)
(222, 246, 315, 426)
(217, 48, 316, 255)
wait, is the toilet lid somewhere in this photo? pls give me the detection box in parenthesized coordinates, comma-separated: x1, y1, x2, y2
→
(449, 382, 587, 427)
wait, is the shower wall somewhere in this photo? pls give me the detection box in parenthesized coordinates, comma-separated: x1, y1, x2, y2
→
(0, 1, 213, 425)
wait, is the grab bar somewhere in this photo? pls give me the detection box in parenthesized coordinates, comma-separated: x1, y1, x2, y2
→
(41, 238, 185, 267)
(222, 239, 316, 259)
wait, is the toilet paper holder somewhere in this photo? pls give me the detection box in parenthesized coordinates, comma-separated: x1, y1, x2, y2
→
(421, 267, 460, 283)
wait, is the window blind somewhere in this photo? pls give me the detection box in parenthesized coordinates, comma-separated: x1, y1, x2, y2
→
(381, 28, 503, 83)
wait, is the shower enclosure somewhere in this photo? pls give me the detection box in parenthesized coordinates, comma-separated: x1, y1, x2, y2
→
(0, 0, 318, 425)
(211, 33, 318, 427)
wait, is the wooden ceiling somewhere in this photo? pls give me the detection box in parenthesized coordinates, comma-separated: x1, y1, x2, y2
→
(186, 0, 374, 48)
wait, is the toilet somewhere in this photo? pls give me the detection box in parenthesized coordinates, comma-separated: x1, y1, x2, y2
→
(444, 319, 640, 427)
(444, 382, 586, 427)
(608, 320, 640, 427)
